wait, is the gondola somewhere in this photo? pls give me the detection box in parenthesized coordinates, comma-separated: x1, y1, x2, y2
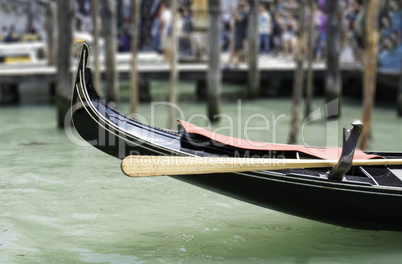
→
(71, 42, 402, 231)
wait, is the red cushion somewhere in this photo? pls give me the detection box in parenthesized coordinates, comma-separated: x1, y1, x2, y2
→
(179, 120, 381, 160)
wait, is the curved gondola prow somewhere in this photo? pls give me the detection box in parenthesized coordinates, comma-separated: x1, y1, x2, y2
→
(71, 41, 92, 111)
(71, 41, 123, 157)
(71, 41, 184, 159)
(70, 42, 126, 158)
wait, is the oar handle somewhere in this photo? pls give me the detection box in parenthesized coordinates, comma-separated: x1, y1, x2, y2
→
(121, 156, 337, 177)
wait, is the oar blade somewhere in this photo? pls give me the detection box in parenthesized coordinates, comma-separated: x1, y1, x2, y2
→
(121, 156, 268, 177)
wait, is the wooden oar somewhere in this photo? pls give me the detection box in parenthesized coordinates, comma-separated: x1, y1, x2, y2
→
(121, 156, 402, 177)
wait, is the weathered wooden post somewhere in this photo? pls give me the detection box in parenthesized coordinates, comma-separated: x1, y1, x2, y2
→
(117, 0, 123, 30)
(27, 1, 34, 33)
(207, 0, 221, 122)
(360, 0, 380, 150)
(92, 0, 102, 96)
(168, 0, 179, 130)
(305, 0, 314, 118)
(288, 1, 306, 144)
(398, 65, 402, 117)
(325, 0, 342, 116)
(46, 1, 57, 66)
(130, 0, 141, 114)
(45, 1, 57, 101)
(103, 0, 118, 103)
(247, 0, 259, 98)
(56, 0, 74, 128)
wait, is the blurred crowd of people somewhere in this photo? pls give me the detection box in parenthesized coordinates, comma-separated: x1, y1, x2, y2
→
(74, 0, 196, 63)
(0, 0, 384, 67)
(223, 0, 371, 67)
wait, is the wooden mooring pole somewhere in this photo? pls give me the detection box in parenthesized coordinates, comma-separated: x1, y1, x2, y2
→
(247, 0, 259, 98)
(130, 0, 141, 115)
(46, 1, 57, 67)
(288, 1, 306, 144)
(103, 0, 118, 103)
(325, 0, 342, 116)
(360, 0, 380, 150)
(91, 0, 102, 96)
(45, 1, 57, 102)
(398, 64, 402, 117)
(207, 0, 222, 122)
(168, 0, 179, 130)
(305, 0, 314, 119)
(56, 0, 74, 128)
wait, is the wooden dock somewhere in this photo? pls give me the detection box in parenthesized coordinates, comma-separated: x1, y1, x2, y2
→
(0, 53, 332, 83)
(0, 52, 398, 102)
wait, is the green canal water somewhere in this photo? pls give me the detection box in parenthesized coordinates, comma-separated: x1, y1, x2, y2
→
(1, 83, 402, 263)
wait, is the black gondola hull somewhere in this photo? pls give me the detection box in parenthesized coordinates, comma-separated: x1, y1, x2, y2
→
(72, 43, 402, 231)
